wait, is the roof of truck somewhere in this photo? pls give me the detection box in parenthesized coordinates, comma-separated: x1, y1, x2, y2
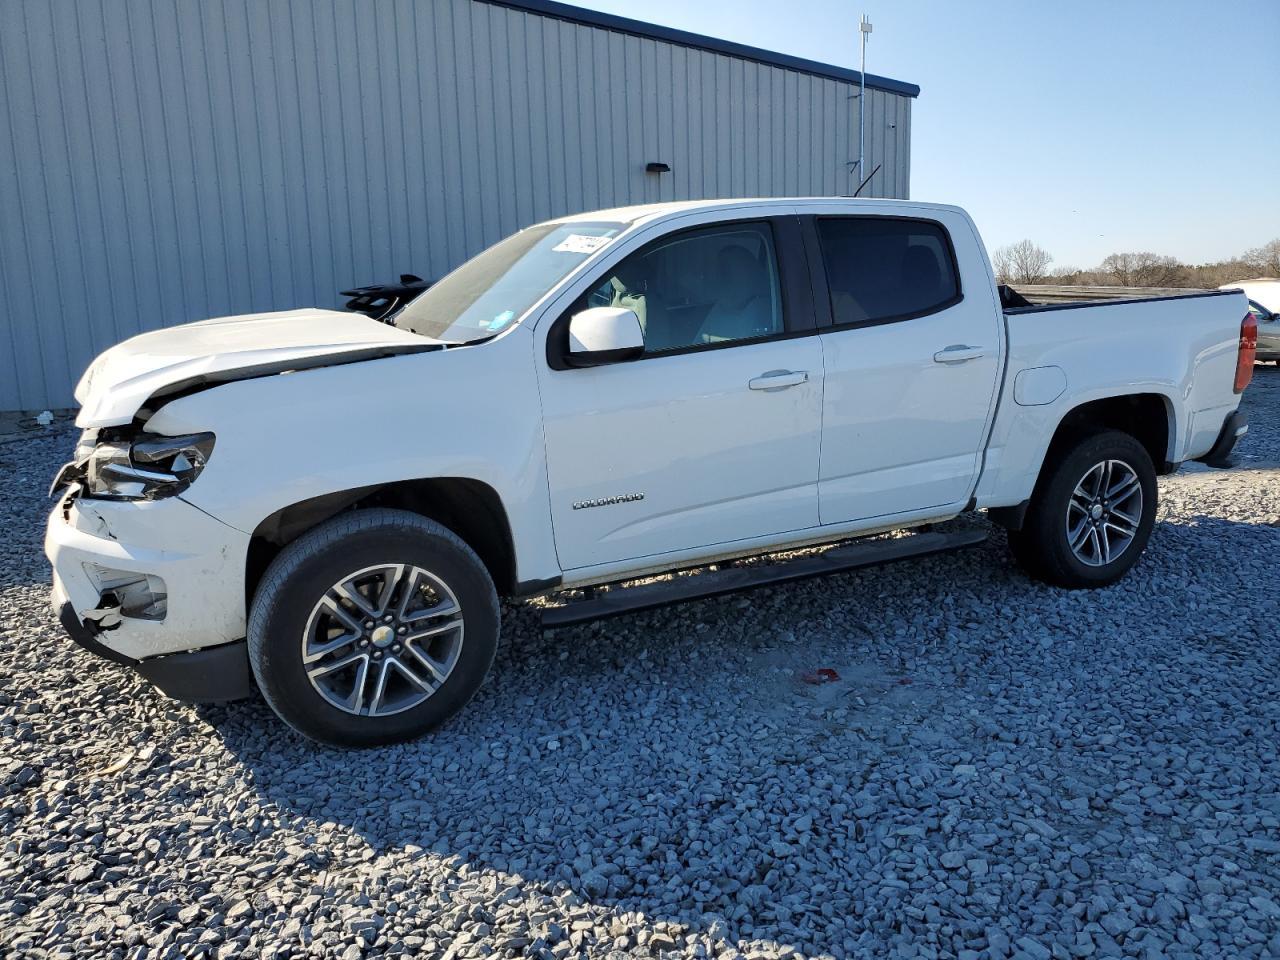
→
(557, 197, 964, 226)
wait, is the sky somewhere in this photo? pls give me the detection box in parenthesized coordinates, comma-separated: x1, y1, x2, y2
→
(572, 0, 1280, 270)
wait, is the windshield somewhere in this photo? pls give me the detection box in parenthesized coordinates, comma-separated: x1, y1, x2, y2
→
(393, 221, 625, 343)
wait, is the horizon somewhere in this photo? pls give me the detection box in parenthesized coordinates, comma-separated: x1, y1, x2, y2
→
(571, 0, 1280, 270)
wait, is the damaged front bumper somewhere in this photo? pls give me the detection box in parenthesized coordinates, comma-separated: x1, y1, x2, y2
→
(54, 598, 252, 702)
(46, 492, 255, 702)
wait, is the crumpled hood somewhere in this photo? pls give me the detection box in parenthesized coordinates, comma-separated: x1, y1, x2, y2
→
(75, 308, 440, 427)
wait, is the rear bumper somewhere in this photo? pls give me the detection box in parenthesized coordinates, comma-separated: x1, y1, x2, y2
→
(1195, 410, 1248, 469)
(56, 598, 253, 702)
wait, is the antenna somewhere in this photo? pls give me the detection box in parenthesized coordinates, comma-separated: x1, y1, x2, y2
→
(858, 14, 873, 193)
(853, 163, 882, 198)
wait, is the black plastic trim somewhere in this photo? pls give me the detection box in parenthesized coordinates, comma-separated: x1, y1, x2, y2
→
(512, 575, 563, 599)
(612, 325, 823, 362)
(541, 528, 988, 628)
(808, 215, 965, 332)
(987, 500, 1030, 531)
(798, 215, 835, 329)
(134, 641, 255, 704)
(58, 601, 135, 666)
(563, 344, 644, 367)
(56, 601, 254, 703)
(1196, 410, 1248, 469)
(478, 0, 921, 97)
(1005, 289, 1240, 315)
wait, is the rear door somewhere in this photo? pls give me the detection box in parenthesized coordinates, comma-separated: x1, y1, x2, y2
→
(804, 207, 1004, 524)
(534, 213, 825, 571)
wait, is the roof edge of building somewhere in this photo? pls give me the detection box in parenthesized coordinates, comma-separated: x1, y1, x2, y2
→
(478, 0, 921, 98)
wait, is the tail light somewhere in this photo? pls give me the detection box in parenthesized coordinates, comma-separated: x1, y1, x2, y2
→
(1235, 312, 1257, 393)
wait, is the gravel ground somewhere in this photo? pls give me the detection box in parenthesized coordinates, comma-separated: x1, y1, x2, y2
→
(3, 367, 1279, 960)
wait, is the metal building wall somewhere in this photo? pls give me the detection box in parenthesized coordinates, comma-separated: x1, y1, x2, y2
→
(0, 0, 914, 412)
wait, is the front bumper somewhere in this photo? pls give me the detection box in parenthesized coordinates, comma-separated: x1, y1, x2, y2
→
(56, 600, 253, 702)
(46, 492, 255, 701)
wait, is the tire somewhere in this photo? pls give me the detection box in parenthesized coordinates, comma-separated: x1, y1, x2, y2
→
(248, 508, 499, 746)
(1007, 430, 1157, 589)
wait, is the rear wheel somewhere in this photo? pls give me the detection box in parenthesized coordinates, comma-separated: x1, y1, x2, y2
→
(1008, 430, 1157, 589)
(248, 509, 499, 746)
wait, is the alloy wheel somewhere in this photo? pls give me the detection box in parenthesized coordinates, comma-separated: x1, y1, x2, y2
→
(1065, 459, 1143, 567)
(301, 563, 464, 717)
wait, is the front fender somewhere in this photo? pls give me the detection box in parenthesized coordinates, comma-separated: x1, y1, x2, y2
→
(143, 334, 560, 585)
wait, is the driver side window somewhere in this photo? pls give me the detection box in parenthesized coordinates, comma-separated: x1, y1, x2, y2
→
(584, 222, 784, 353)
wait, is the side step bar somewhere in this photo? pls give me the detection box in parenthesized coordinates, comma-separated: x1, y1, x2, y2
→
(540, 528, 989, 629)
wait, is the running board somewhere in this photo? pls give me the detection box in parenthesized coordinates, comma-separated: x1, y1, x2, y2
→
(539, 528, 989, 629)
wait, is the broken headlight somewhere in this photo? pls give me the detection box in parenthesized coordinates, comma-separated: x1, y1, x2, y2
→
(53, 432, 216, 501)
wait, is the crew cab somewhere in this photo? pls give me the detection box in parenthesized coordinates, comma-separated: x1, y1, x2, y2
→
(47, 199, 1256, 746)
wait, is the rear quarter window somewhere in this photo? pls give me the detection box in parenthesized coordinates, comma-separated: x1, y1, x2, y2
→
(816, 217, 961, 326)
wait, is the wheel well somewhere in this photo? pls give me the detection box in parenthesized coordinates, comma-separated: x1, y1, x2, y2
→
(991, 393, 1173, 532)
(1049, 393, 1174, 473)
(245, 478, 517, 606)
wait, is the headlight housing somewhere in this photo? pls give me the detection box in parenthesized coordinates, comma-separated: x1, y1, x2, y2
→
(53, 431, 216, 501)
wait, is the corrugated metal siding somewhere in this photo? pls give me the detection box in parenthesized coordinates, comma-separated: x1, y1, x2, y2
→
(0, 0, 914, 411)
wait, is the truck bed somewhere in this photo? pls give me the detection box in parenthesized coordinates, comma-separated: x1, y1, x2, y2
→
(975, 286, 1249, 511)
(1008, 283, 1215, 306)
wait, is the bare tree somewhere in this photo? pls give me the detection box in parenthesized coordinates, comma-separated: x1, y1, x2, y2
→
(994, 238, 1275, 290)
(1186, 259, 1255, 288)
(1099, 252, 1185, 287)
(992, 239, 1053, 284)
(1243, 238, 1280, 277)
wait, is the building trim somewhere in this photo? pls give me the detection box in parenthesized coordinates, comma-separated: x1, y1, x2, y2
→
(479, 0, 922, 98)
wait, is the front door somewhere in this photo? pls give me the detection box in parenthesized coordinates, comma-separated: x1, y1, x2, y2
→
(536, 218, 824, 571)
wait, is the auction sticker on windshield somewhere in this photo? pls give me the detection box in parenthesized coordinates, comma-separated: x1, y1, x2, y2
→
(553, 234, 613, 255)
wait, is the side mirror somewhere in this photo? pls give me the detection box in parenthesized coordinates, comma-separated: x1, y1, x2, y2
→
(566, 307, 644, 367)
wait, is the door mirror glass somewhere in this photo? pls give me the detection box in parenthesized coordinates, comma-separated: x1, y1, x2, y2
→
(566, 307, 644, 366)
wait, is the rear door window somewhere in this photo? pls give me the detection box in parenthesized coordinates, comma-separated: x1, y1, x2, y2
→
(816, 217, 961, 326)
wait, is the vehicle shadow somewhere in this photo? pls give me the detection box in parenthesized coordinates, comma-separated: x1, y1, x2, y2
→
(201, 512, 1279, 951)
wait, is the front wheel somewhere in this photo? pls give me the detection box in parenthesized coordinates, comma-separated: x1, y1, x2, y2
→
(248, 509, 499, 746)
(1008, 430, 1157, 589)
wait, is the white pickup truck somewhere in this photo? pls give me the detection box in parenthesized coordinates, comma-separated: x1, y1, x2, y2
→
(47, 198, 1256, 746)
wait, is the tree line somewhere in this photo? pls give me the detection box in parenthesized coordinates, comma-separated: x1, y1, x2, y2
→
(992, 237, 1280, 288)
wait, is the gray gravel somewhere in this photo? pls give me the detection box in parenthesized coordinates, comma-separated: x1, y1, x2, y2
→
(3, 367, 1280, 960)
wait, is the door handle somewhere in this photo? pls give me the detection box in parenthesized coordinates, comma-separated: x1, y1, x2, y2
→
(748, 369, 809, 391)
(933, 344, 986, 364)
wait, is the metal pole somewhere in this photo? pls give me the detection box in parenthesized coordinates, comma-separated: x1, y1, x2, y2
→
(859, 15, 872, 194)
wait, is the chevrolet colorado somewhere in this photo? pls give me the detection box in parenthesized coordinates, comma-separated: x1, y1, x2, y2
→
(47, 199, 1256, 745)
